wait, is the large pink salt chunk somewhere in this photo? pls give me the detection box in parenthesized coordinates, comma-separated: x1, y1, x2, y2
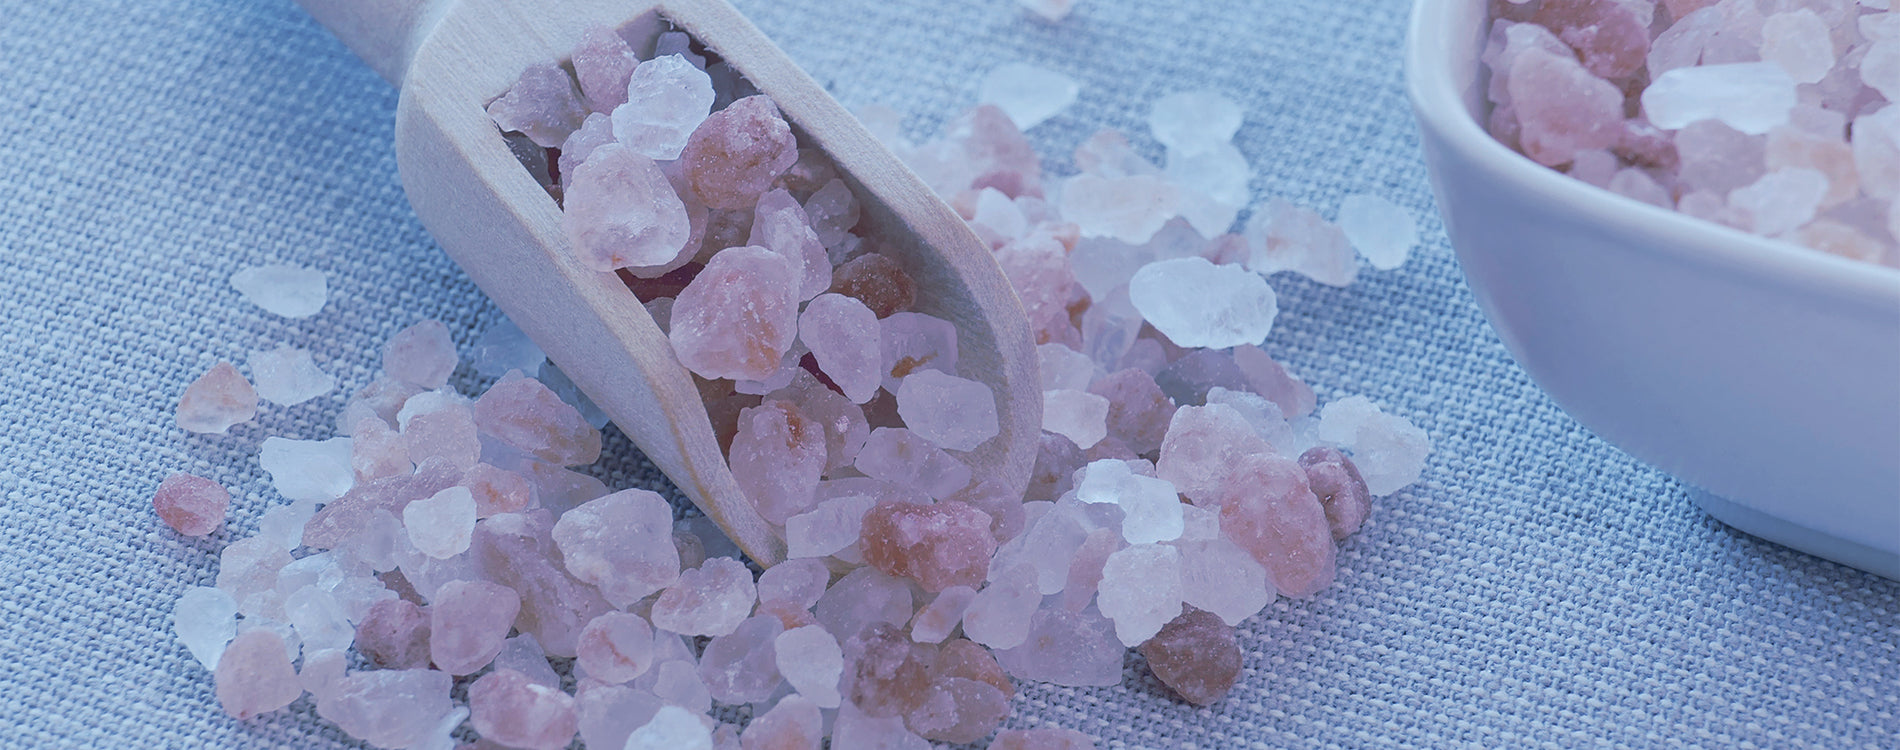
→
(355, 598, 431, 669)
(729, 399, 827, 525)
(670, 246, 802, 381)
(1532, 0, 1650, 80)
(473, 373, 602, 466)
(488, 62, 589, 148)
(572, 26, 639, 112)
(679, 94, 799, 210)
(350, 417, 411, 483)
(176, 362, 257, 434)
(1217, 453, 1335, 597)
(382, 320, 457, 389)
(895, 370, 1000, 452)
(430, 579, 520, 675)
(750, 188, 832, 300)
(470, 668, 579, 750)
(650, 557, 757, 637)
(153, 472, 228, 536)
(471, 511, 611, 657)
(213, 629, 301, 719)
(1297, 446, 1371, 540)
(854, 427, 973, 500)
(564, 143, 693, 272)
(1139, 607, 1241, 706)
(1156, 404, 1272, 504)
(990, 605, 1123, 687)
(1508, 48, 1624, 167)
(860, 500, 998, 592)
(576, 611, 656, 684)
(742, 694, 823, 749)
(800, 293, 882, 403)
(551, 488, 681, 606)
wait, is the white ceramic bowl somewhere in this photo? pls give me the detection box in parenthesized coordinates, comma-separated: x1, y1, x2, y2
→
(1406, 0, 1900, 578)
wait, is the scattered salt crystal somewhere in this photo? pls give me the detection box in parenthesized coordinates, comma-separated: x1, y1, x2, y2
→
(1042, 389, 1109, 449)
(1642, 62, 1798, 135)
(259, 436, 355, 503)
(624, 705, 714, 750)
(613, 55, 715, 161)
(744, 694, 824, 747)
(230, 264, 327, 318)
(1730, 168, 1829, 236)
(468, 668, 579, 750)
(214, 629, 302, 719)
(786, 495, 877, 559)
(775, 626, 845, 708)
(1139, 608, 1241, 706)
(757, 557, 829, 610)
(1039, 343, 1099, 392)
(153, 472, 228, 536)
(575, 611, 656, 685)
(1351, 411, 1431, 497)
(1148, 91, 1242, 154)
(1243, 197, 1358, 286)
(1217, 453, 1335, 597)
(493, 633, 562, 690)
(650, 557, 757, 637)
(814, 567, 914, 644)
(430, 578, 520, 675)
(1016, 0, 1075, 22)
(173, 585, 238, 670)
(176, 362, 257, 435)
(1088, 368, 1176, 455)
(298, 648, 347, 700)
(895, 370, 1000, 452)
(1128, 257, 1277, 349)
(861, 500, 998, 592)
(285, 585, 354, 653)
(1865, 41, 1900, 103)
(979, 63, 1079, 131)
(1607, 168, 1673, 208)
(1855, 107, 1900, 201)
(1165, 141, 1252, 208)
(473, 320, 546, 379)
(217, 537, 292, 617)
(487, 62, 589, 148)
(403, 486, 476, 559)
(1095, 543, 1184, 646)
(1298, 446, 1372, 540)
(1059, 174, 1181, 244)
(1336, 194, 1417, 270)
(577, 683, 662, 750)
(247, 344, 336, 406)
(316, 669, 455, 749)
(382, 320, 457, 389)
(551, 489, 680, 607)
(401, 397, 480, 470)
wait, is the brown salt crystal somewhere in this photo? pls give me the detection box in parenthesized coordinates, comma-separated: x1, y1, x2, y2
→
(1139, 607, 1241, 706)
(153, 472, 228, 536)
(988, 728, 1098, 750)
(213, 629, 302, 720)
(859, 500, 998, 593)
(1216, 453, 1335, 597)
(827, 252, 917, 319)
(1298, 446, 1372, 540)
(469, 668, 580, 750)
(934, 638, 1014, 699)
(355, 598, 432, 669)
(176, 362, 257, 435)
(680, 95, 800, 210)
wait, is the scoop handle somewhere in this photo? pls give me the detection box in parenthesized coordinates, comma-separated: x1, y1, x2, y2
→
(295, 0, 452, 86)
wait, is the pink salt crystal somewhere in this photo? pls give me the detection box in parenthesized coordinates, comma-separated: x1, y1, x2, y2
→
(860, 501, 998, 592)
(895, 370, 1000, 452)
(1042, 389, 1110, 450)
(1231, 344, 1315, 417)
(804, 178, 860, 247)
(910, 585, 977, 643)
(565, 143, 694, 272)
(698, 614, 785, 704)
(1217, 453, 1336, 597)
(304, 458, 462, 549)
(1793, 218, 1887, 262)
(991, 606, 1123, 687)
(1607, 167, 1672, 208)
(742, 694, 823, 749)
(854, 427, 974, 499)
(462, 463, 532, 517)
(1298, 446, 1372, 540)
(576, 611, 656, 684)
(828, 252, 917, 319)
(551, 488, 681, 607)
(1060, 173, 1180, 245)
(577, 683, 663, 750)
(1863, 41, 1900, 103)
(650, 557, 758, 637)
(1095, 543, 1185, 646)
(680, 95, 800, 210)
(473, 373, 602, 466)
(572, 26, 639, 112)
(670, 246, 803, 381)
(1086, 367, 1175, 456)
(213, 629, 301, 719)
(401, 401, 480, 470)
(350, 417, 412, 483)
(814, 567, 914, 642)
(1175, 536, 1272, 626)
(945, 104, 1045, 197)
(613, 54, 715, 161)
(1154, 348, 1249, 406)
(989, 728, 1099, 750)
(1027, 433, 1086, 502)
(728, 399, 828, 525)
(775, 625, 846, 707)
(1853, 107, 1900, 201)
(316, 669, 455, 748)
(878, 312, 960, 392)
(905, 675, 1009, 744)
(1508, 48, 1624, 166)
(153, 472, 228, 536)
(559, 113, 616, 188)
(997, 232, 1087, 348)
(1675, 119, 1768, 195)
(799, 293, 881, 403)
(469, 668, 579, 750)
(1059, 527, 1121, 612)
(1241, 198, 1356, 286)
(430, 579, 520, 675)
(382, 320, 457, 390)
(961, 564, 1041, 649)
(1156, 404, 1273, 504)
(176, 362, 257, 434)
(471, 512, 611, 657)
(1532, 0, 1651, 80)
(756, 557, 830, 609)
(843, 622, 937, 717)
(1760, 10, 1836, 85)
(1139, 607, 1241, 706)
(751, 188, 833, 300)
(516, 460, 609, 515)
(1731, 168, 1830, 236)
(768, 370, 870, 472)
(337, 376, 423, 435)
(355, 598, 431, 669)
(1768, 127, 1859, 206)
(217, 537, 292, 616)
(489, 63, 588, 148)
(832, 702, 931, 749)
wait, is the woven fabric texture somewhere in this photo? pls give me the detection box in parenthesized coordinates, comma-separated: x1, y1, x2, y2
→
(0, 0, 1894, 747)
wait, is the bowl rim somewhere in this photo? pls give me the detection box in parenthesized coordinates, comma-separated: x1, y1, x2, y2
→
(1403, 0, 1900, 306)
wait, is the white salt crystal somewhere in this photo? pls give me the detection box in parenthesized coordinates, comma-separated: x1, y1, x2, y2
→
(254, 499, 316, 552)
(1176, 537, 1273, 626)
(1116, 472, 1185, 545)
(410, 706, 469, 750)
(1642, 62, 1798, 135)
(1060, 174, 1182, 245)
(402, 486, 477, 559)
(285, 585, 354, 653)
(1127, 257, 1278, 349)
(978, 63, 1079, 131)
(1039, 343, 1099, 392)
(774, 625, 844, 708)
(472, 319, 545, 378)
(1095, 543, 1183, 647)
(1016, 0, 1075, 22)
(259, 436, 354, 503)
(1862, 41, 1900, 103)
(1205, 387, 1294, 452)
(496, 633, 563, 689)
(1730, 169, 1829, 236)
(1608, 168, 1672, 209)
(1760, 10, 1836, 85)
(961, 564, 1040, 649)
(383, 320, 458, 390)
(1073, 458, 1134, 505)
(799, 293, 881, 403)
(1854, 107, 1900, 201)
(613, 54, 716, 160)
(970, 187, 1029, 245)
(1149, 90, 1243, 154)
(1165, 142, 1251, 208)
(1042, 389, 1109, 449)
(173, 586, 238, 670)
(1354, 412, 1431, 497)
(785, 495, 876, 559)
(910, 585, 977, 644)
(1336, 194, 1417, 270)
(1244, 198, 1358, 286)
(248, 344, 337, 406)
(231, 264, 327, 318)
(1317, 395, 1382, 446)
(894, 370, 1000, 452)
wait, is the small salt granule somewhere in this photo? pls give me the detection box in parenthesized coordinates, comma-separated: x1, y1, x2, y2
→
(247, 344, 336, 406)
(153, 472, 229, 536)
(230, 264, 327, 319)
(979, 63, 1080, 131)
(176, 362, 257, 435)
(1336, 194, 1418, 270)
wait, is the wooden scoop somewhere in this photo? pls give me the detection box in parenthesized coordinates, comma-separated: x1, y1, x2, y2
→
(296, 0, 1040, 567)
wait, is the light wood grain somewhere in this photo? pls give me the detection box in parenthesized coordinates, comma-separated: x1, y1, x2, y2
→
(300, 0, 1041, 568)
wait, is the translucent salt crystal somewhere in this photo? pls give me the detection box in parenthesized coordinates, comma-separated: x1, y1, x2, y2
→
(1318, 396, 1381, 445)
(573, 612, 656, 685)
(572, 26, 640, 112)
(697, 614, 783, 704)
(624, 705, 714, 750)
(1865, 41, 1900, 103)
(1767, 125, 1858, 207)
(1039, 343, 1099, 392)
(213, 629, 301, 719)
(961, 564, 1040, 649)
(1854, 107, 1900, 201)
(786, 495, 877, 559)
(1157, 403, 1275, 505)
(1352, 411, 1431, 497)
(814, 566, 913, 642)
(1205, 387, 1294, 451)
(544, 491, 676, 609)
(496, 633, 563, 689)
(1139, 608, 1241, 706)
(1643, 62, 1797, 135)
(1175, 536, 1271, 626)
(654, 30, 705, 68)
(257, 436, 353, 504)
(403, 486, 476, 559)
(800, 181, 857, 250)
(1242, 197, 1357, 286)
(1016, 0, 1075, 22)
(402, 400, 479, 471)
(979, 63, 1079, 131)
(430, 578, 520, 675)
(217, 537, 291, 617)
(741, 694, 822, 747)
(1154, 348, 1248, 407)
(576, 684, 662, 750)
(611, 54, 715, 161)
(1298, 446, 1372, 540)
(173, 585, 238, 670)
(906, 584, 976, 645)
(247, 344, 336, 406)
(234, 617, 300, 664)
(990, 728, 1099, 750)
(285, 585, 354, 653)
(153, 473, 227, 536)
(1532, 0, 1650, 79)
(298, 648, 347, 700)
(1730, 168, 1829, 236)
(878, 312, 959, 393)
(798, 293, 881, 403)
(337, 376, 422, 436)
(381, 320, 457, 390)
(1043, 387, 1113, 450)
(315, 669, 454, 748)
(1336, 194, 1417, 270)
(1217, 454, 1334, 597)
(1060, 174, 1181, 244)
(894, 370, 999, 452)
(646, 658, 714, 716)
(1166, 141, 1251, 211)
(1507, 48, 1625, 165)
(681, 95, 799, 210)
(841, 622, 936, 718)
(355, 598, 431, 669)
(750, 188, 832, 301)
(905, 674, 1010, 744)
(1092, 464, 1183, 545)
(1075, 129, 1161, 180)
(1148, 91, 1243, 154)
(1087, 368, 1175, 455)
(474, 373, 602, 465)
(472, 320, 545, 379)
(854, 427, 973, 499)
(411, 705, 468, 750)
(1759, 10, 1835, 85)
(489, 63, 589, 148)
(756, 557, 829, 610)
(1127, 257, 1277, 350)
(564, 142, 693, 272)
(1792, 218, 1887, 262)
(726, 400, 825, 525)
(860, 500, 998, 592)
(175, 362, 257, 434)
(991, 606, 1123, 687)
(1057, 528, 1121, 612)
(669, 246, 802, 381)
(773, 626, 844, 708)
(230, 264, 327, 318)
(469, 668, 578, 750)
(1608, 168, 1672, 208)
(1095, 543, 1184, 646)
(650, 557, 757, 637)
(1677, 120, 1767, 195)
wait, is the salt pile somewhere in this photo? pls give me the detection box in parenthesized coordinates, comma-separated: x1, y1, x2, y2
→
(1484, 0, 1900, 266)
(165, 20, 1432, 750)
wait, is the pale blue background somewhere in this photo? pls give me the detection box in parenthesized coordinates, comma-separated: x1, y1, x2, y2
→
(0, 0, 1894, 747)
